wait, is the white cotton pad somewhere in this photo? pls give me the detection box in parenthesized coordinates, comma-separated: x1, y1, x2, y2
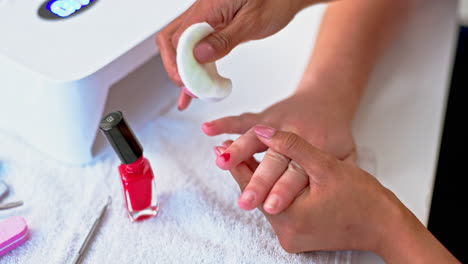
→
(176, 22, 232, 101)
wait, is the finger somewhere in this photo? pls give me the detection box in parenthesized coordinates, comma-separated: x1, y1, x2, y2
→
(263, 160, 309, 215)
(215, 128, 268, 170)
(177, 90, 193, 111)
(217, 140, 259, 171)
(228, 159, 255, 192)
(202, 113, 259, 136)
(253, 125, 337, 180)
(193, 13, 255, 63)
(238, 149, 290, 211)
(155, 6, 195, 87)
(172, 2, 247, 62)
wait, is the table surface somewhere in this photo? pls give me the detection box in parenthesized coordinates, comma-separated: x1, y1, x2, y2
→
(0, 0, 458, 263)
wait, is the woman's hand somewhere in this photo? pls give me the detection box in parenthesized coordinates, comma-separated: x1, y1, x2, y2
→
(156, 0, 317, 110)
(207, 88, 356, 213)
(218, 127, 459, 263)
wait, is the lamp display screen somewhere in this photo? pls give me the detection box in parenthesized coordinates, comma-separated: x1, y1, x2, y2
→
(38, 0, 96, 19)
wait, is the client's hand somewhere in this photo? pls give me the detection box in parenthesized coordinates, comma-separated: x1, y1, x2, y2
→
(216, 127, 458, 264)
(208, 91, 356, 213)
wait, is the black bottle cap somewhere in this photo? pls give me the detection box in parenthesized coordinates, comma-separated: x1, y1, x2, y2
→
(99, 111, 143, 164)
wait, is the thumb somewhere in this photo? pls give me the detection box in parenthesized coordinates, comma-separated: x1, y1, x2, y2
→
(253, 125, 336, 178)
(194, 19, 251, 63)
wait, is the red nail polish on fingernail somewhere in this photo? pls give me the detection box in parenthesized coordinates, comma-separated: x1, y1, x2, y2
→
(254, 125, 276, 139)
(219, 153, 230, 162)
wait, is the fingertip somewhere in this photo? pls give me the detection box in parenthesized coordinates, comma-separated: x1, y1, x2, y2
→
(216, 153, 231, 170)
(202, 122, 217, 136)
(177, 91, 192, 111)
(237, 190, 257, 211)
(194, 42, 216, 63)
(263, 195, 282, 215)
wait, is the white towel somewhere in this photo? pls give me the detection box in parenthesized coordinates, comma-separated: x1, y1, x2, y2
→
(0, 100, 377, 263)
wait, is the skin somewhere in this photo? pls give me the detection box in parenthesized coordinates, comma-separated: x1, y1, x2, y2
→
(157, 0, 458, 261)
(156, 0, 321, 110)
(215, 126, 459, 263)
(206, 0, 412, 214)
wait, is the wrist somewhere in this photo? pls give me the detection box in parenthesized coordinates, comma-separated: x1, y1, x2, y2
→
(372, 189, 460, 264)
(293, 76, 361, 123)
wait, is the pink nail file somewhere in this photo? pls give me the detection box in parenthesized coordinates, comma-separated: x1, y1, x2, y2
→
(0, 216, 29, 256)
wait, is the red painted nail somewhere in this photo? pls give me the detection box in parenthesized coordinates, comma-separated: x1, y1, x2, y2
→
(254, 125, 276, 139)
(219, 153, 231, 163)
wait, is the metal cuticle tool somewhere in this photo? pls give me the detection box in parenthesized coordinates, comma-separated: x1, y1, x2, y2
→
(73, 196, 112, 264)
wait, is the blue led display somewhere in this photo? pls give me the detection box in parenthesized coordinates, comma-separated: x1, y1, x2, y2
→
(46, 0, 94, 18)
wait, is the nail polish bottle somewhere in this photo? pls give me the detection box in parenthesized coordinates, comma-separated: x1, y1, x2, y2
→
(99, 111, 158, 221)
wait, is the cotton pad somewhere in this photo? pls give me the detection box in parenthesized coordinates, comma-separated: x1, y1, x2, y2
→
(176, 22, 232, 101)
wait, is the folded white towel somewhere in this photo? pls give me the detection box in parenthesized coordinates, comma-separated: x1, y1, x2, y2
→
(0, 105, 377, 263)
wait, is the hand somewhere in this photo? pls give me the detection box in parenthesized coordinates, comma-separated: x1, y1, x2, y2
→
(156, 0, 316, 110)
(215, 126, 396, 253)
(218, 127, 459, 264)
(207, 90, 356, 213)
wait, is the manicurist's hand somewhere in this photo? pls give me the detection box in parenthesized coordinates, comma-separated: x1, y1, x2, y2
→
(217, 127, 460, 263)
(156, 0, 318, 110)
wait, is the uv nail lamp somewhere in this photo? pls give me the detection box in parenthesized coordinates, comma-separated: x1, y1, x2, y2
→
(0, 0, 193, 164)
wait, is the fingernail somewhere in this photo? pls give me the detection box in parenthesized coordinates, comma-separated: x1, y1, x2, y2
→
(194, 42, 215, 63)
(240, 190, 256, 205)
(182, 86, 197, 98)
(254, 125, 276, 139)
(219, 152, 231, 163)
(264, 195, 280, 211)
(222, 141, 231, 148)
(213, 146, 223, 156)
(203, 122, 214, 128)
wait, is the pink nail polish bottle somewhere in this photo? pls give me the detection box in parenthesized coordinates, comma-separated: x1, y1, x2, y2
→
(100, 111, 158, 221)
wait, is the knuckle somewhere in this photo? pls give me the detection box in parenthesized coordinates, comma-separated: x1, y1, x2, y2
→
(155, 32, 165, 46)
(211, 31, 232, 50)
(239, 112, 258, 122)
(265, 150, 290, 164)
(310, 156, 335, 177)
(250, 175, 270, 190)
(287, 160, 306, 175)
(279, 133, 301, 153)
